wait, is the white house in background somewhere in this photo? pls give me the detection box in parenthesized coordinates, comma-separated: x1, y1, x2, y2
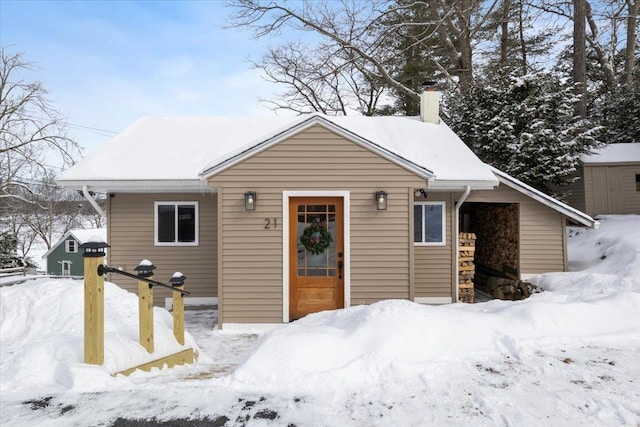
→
(42, 228, 107, 276)
(57, 88, 597, 330)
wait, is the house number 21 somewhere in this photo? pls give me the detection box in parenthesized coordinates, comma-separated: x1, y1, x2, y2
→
(264, 218, 278, 229)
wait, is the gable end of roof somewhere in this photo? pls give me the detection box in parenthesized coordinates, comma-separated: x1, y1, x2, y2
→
(199, 115, 436, 180)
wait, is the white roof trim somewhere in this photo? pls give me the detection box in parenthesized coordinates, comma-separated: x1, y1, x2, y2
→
(490, 167, 598, 228)
(200, 115, 436, 180)
(56, 179, 217, 194)
(428, 179, 498, 191)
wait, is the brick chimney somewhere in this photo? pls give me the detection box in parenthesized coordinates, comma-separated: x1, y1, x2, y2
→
(420, 81, 440, 124)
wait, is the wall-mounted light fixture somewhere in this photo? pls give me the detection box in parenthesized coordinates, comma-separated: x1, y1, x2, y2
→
(375, 191, 387, 210)
(244, 191, 256, 211)
(414, 188, 429, 199)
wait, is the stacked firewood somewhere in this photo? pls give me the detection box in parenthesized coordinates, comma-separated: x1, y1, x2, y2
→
(459, 233, 476, 303)
(473, 204, 518, 274)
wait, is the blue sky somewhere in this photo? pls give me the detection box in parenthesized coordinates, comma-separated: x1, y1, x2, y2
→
(0, 0, 283, 158)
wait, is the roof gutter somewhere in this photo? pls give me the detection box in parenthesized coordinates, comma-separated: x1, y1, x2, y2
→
(454, 185, 471, 304)
(82, 185, 106, 219)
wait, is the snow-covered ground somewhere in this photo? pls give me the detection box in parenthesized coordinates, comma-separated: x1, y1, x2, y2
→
(1, 215, 639, 426)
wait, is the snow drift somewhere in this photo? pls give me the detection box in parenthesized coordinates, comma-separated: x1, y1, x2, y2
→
(0, 279, 199, 393)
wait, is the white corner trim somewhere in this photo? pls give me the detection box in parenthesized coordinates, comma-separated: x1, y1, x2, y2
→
(414, 296, 452, 305)
(282, 191, 351, 323)
(221, 323, 282, 333)
(164, 297, 218, 311)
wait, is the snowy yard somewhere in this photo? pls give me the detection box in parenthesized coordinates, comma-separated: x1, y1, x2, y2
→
(1, 216, 640, 426)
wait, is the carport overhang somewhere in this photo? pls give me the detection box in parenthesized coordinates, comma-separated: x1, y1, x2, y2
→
(491, 167, 599, 229)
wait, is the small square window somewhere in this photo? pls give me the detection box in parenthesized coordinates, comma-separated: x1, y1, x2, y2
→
(636, 174, 640, 192)
(65, 240, 78, 253)
(154, 202, 199, 246)
(414, 202, 446, 246)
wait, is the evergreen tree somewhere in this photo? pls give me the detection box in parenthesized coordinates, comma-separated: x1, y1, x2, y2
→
(446, 71, 602, 197)
(600, 79, 640, 144)
(0, 232, 16, 268)
(0, 231, 34, 269)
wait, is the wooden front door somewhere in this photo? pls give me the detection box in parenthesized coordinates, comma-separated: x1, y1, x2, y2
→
(289, 197, 344, 320)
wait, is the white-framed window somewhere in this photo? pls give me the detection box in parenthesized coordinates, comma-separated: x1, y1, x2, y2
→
(414, 201, 446, 246)
(65, 240, 78, 253)
(154, 202, 199, 246)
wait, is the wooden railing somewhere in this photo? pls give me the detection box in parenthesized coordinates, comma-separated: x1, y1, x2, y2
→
(82, 249, 194, 373)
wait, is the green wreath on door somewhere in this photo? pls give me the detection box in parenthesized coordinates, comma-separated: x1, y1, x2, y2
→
(300, 220, 333, 255)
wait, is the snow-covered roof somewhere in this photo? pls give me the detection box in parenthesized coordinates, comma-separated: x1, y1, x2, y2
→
(580, 143, 640, 164)
(42, 228, 107, 259)
(491, 167, 598, 228)
(57, 114, 498, 192)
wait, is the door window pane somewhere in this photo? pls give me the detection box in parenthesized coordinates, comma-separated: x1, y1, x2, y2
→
(296, 203, 337, 277)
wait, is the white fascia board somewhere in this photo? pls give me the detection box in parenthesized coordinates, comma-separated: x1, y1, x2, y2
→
(56, 179, 215, 194)
(427, 180, 498, 191)
(200, 115, 436, 181)
(491, 167, 598, 228)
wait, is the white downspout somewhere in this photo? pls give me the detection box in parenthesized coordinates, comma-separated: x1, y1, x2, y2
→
(454, 185, 471, 303)
(82, 185, 106, 218)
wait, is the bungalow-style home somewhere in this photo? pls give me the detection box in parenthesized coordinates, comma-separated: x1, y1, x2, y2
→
(563, 143, 640, 216)
(57, 89, 596, 330)
(42, 228, 107, 276)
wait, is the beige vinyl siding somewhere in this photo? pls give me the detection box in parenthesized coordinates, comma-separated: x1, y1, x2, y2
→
(413, 192, 455, 300)
(107, 193, 217, 306)
(466, 184, 566, 275)
(627, 166, 640, 213)
(208, 125, 425, 323)
(584, 164, 640, 215)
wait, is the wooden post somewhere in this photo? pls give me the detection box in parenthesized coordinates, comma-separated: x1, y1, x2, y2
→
(138, 279, 154, 353)
(173, 288, 185, 345)
(84, 255, 105, 365)
(81, 239, 109, 366)
(169, 273, 187, 346)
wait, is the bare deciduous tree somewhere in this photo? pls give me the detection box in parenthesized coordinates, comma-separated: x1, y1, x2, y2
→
(0, 48, 85, 264)
(227, 0, 499, 114)
(574, 0, 587, 118)
(253, 41, 388, 115)
(0, 47, 81, 205)
(533, 0, 638, 90)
